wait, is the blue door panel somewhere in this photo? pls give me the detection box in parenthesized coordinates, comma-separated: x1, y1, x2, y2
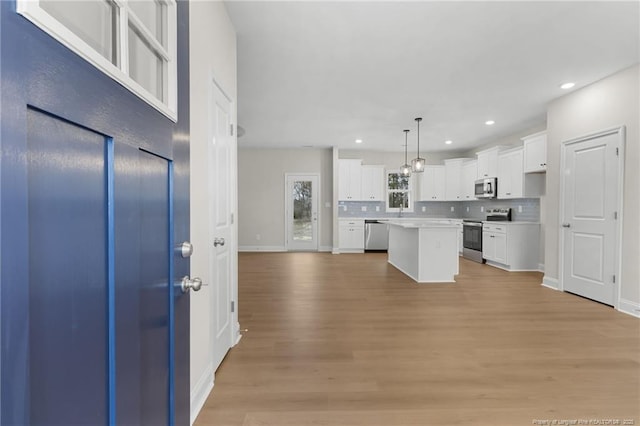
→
(138, 150, 170, 425)
(113, 143, 143, 424)
(26, 108, 108, 424)
(114, 144, 173, 425)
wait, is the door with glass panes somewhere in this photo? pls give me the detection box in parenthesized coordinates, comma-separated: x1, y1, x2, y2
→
(0, 1, 190, 424)
(286, 174, 320, 251)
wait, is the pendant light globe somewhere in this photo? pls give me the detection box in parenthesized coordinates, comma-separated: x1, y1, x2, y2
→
(411, 117, 426, 173)
(400, 129, 411, 177)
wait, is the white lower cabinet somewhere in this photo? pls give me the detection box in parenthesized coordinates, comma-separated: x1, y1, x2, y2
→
(482, 222, 540, 271)
(339, 219, 364, 252)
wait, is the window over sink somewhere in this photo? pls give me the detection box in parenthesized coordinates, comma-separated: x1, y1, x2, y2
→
(386, 171, 413, 213)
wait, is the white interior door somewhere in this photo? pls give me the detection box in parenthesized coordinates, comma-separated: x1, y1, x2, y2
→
(286, 174, 319, 251)
(561, 129, 621, 306)
(209, 83, 233, 371)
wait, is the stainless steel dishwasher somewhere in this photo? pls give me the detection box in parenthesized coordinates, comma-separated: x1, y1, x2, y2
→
(364, 220, 389, 251)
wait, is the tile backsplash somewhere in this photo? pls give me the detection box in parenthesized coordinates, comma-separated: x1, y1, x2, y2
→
(338, 198, 540, 222)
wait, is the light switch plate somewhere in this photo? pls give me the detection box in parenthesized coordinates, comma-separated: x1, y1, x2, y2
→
(361, 206, 367, 212)
(480, 206, 484, 212)
(422, 206, 426, 212)
(375, 206, 380, 212)
(466, 207, 470, 212)
(325, 202, 331, 208)
(518, 205, 523, 213)
(450, 206, 455, 212)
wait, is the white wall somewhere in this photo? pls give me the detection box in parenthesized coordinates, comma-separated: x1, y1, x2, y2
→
(544, 64, 639, 315)
(238, 148, 334, 251)
(189, 2, 237, 423)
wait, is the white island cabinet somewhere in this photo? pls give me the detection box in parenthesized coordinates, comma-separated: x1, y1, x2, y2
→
(387, 221, 459, 283)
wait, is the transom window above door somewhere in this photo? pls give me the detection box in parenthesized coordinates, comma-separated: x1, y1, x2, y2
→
(18, 0, 177, 121)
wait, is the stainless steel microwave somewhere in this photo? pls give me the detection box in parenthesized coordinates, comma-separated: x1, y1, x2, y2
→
(475, 177, 497, 198)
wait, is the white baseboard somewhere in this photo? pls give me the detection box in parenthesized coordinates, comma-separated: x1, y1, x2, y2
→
(542, 275, 559, 290)
(618, 298, 640, 318)
(238, 245, 285, 252)
(190, 363, 214, 425)
(332, 248, 340, 254)
(538, 263, 545, 273)
(319, 245, 332, 252)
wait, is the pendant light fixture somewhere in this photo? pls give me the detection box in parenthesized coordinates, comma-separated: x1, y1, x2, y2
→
(411, 117, 426, 172)
(400, 129, 411, 177)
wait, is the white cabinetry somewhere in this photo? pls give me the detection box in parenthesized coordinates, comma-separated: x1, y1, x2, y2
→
(498, 147, 544, 199)
(420, 165, 445, 201)
(338, 159, 362, 201)
(361, 165, 385, 201)
(476, 147, 504, 178)
(522, 131, 547, 173)
(444, 158, 469, 201)
(482, 223, 508, 265)
(338, 219, 364, 252)
(461, 160, 477, 200)
(497, 148, 524, 199)
(482, 222, 540, 271)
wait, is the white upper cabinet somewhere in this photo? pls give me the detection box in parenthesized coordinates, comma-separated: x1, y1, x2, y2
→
(497, 147, 545, 198)
(476, 146, 504, 179)
(338, 159, 362, 201)
(444, 158, 470, 201)
(522, 131, 547, 173)
(420, 165, 446, 201)
(361, 165, 385, 201)
(461, 159, 477, 200)
(497, 148, 524, 199)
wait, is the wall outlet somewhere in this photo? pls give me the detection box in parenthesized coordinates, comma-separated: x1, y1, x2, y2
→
(466, 206, 470, 212)
(343, 205, 347, 211)
(422, 206, 426, 212)
(375, 205, 380, 212)
(518, 205, 523, 213)
(450, 206, 455, 212)
(256, 234, 261, 241)
(361, 206, 367, 212)
(480, 206, 484, 212)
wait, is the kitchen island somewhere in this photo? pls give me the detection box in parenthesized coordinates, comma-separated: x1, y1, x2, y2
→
(387, 221, 459, 283)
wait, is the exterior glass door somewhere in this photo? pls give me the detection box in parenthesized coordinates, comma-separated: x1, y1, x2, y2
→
(286, 174, 319, 251)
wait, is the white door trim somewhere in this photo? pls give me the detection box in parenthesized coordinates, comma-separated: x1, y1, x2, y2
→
(284, 173, 321, 251)
(558, 125, 625, 309)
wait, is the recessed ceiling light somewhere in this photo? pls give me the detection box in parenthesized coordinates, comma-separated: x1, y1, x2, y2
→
(445, 140, 453, 145)
(560, 82, 575, 90)
(355, 139, 363, 144)
(485, 120, 495, 126)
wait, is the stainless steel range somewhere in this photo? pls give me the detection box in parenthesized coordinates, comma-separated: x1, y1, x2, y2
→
(462, 208, 512, 263)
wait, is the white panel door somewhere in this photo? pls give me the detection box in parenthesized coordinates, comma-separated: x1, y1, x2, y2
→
(562, 130, 620, 305)
(210, 83, 234, 371)
(286, 174, 320, 251)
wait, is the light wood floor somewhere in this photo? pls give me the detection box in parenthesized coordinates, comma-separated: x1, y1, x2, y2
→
(195, 252, 640, 426)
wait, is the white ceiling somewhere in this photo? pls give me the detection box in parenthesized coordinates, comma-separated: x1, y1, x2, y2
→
(224, 1, 639, 153)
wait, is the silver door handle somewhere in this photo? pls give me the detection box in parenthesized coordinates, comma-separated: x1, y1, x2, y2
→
(562, 223, 571, 228)
(177, 241, 193, 258)
(214, 237, 225, 247)
(181, 276, 203, 293)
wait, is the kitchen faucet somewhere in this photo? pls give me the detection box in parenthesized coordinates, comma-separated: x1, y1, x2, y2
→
(398, 203, 404, 217)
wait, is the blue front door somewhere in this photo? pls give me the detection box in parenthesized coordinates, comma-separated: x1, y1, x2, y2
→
(0, 1, 190, 424)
